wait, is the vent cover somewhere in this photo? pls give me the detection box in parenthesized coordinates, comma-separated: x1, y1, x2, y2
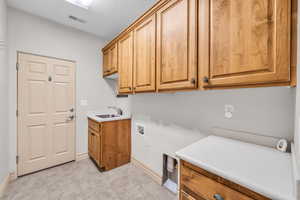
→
(69, 15, 86, 23)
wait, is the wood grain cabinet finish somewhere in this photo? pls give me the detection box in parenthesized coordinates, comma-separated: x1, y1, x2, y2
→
(180, 191, 198, 200)
(202, 0, 292, 88)
(103, 49, 110, 76)
(102, 0, 295, 92)
(180, 161, 270, 200)
(88, 118, 131, 171)
(109, 43, 118, 74)
(156, 0, 197, 91)
(118, 32, 134, 93)
(103, 43, 118, 77)
(133, 15, 156, 92)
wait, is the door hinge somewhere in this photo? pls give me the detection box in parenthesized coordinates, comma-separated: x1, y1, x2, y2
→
(16, 110, 19, 117)
(16, 156, 19, 164)
(16, 63, 19, 71)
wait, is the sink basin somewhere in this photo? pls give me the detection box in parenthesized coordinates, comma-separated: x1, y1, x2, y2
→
(96, 114, 120, 119)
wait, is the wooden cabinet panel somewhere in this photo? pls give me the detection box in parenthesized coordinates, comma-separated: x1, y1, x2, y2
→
(103, 50, 110, 76)
(89, 129, 100, 165)
(181, 164, 254, 200)
(180, 161, 270, 200)
(204, 0, 291, 87)
(88, 130, 93, 158)
(156, 0, 197, 91)
(133, 15, 156, 92)
(102, 119, 131, 171)
(118, 32, 134, 93)
(88, 118, 131, 171)
(88, 119, 100, 132)
(94, 132, 100, 165)
(109, 43, 118, 73)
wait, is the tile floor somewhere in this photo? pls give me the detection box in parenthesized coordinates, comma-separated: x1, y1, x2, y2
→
(1, 159, 177, 200)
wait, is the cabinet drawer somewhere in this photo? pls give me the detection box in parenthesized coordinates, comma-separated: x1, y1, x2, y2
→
(88, 119, 100, 132)
(180, 191, 198, 200)
(181, 164, 255, 200)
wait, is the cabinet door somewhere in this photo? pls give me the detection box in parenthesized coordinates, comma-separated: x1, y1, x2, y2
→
(110, 43, 118, 73)
(103, 50, 110, 76)
(94, 132, 100, 165)
(133, 15, 156, 92)
(156, 0, 197, 91)
(204, 0, 291, 87)
(118, 32, 134, 93)
(88, 130, 94, 159)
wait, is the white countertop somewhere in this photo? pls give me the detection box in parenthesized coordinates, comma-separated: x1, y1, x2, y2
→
(87, 111, 131, 122)
(176, 135, 295, 200)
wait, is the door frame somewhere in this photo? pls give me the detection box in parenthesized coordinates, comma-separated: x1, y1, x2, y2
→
(16, 51, 77, 176)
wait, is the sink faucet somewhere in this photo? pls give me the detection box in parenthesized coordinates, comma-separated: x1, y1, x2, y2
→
(108, 106, 123, 116)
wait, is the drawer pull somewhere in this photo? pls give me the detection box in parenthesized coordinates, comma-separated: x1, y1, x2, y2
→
(203, 76, 209, 83)
(213, 194, 224, 200)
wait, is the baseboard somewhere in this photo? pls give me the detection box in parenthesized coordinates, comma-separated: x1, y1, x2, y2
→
(131, 157, 162, 185)
(76, 153, 89, 161)
(0, 174, 10, 197)
(9, 172, 17, 182)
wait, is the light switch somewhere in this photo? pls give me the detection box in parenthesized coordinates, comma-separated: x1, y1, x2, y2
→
(80, 100, 88, 106)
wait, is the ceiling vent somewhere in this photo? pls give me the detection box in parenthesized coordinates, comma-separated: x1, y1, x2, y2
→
(69, 15, 86, 24)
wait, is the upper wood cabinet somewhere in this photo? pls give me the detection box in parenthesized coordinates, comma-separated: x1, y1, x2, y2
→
(103, 43, 118, 77)
(133, 15, 156, 92)
(201, 0, 292, 88)
(109, 43, 118, 74)
(118, 31, 134, 93)
(156, 0, 197, 91)
(103, 49, 110, 76)
(102, 0, 295, 92)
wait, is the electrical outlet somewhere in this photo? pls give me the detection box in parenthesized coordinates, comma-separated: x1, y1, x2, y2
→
(136, 124, 145, 135)
(224, 104, 234, 119)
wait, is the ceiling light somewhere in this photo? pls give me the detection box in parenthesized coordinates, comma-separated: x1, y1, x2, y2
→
(65, 0, 94, 9)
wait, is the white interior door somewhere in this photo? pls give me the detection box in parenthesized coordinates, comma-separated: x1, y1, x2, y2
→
(18, 53, 76, 176)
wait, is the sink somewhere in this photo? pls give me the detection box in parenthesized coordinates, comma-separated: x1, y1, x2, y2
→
(96, 114, 120, 119)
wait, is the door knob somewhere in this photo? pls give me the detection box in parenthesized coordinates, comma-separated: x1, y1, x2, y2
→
(66, 115, 75, 122)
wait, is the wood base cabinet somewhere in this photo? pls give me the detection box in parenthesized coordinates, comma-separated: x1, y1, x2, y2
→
(88, 118, 131, 171)
(180, 161, 270, 200)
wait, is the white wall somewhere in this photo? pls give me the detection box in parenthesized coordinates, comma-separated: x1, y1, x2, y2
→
(7, 8, 130, 173)
(132, 87, 295, 176)
(0, 0, 9, 184)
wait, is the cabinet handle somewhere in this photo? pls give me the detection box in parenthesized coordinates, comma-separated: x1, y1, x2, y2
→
(203, 76, 209, 83)
(91, 132, 95, 136)
(213, 194, 224, 200)
(190, 78, 196, 84)
(129, 87, 132, 90)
